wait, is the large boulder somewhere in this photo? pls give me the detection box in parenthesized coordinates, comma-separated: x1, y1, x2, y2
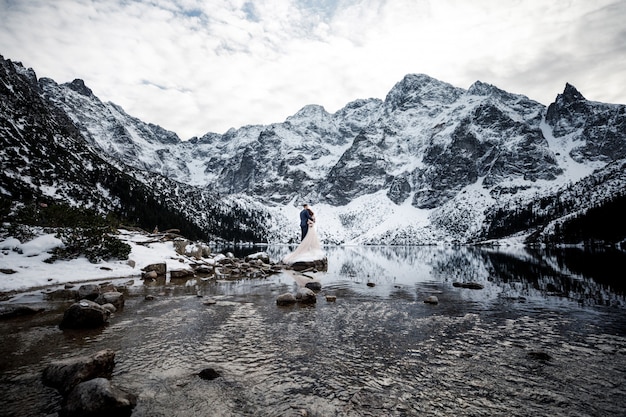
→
(59, 300, 110, 329)
(42, 349, 116, 396)
(62, 377, 137, 417)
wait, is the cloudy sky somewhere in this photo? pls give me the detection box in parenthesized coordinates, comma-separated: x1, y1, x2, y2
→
(1, 0, 625, 139)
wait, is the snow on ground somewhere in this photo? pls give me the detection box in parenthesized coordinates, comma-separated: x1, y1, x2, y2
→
(0, 229, 197, 293)
(273, 190, 433, 245)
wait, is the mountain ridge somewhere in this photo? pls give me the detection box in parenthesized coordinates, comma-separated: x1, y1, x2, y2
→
(1, 54, 625, 246)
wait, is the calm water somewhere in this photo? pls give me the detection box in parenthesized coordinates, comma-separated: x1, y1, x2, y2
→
(1, 245, 625, 416)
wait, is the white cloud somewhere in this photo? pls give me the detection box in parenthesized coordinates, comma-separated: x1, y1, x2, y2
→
(1, 0, 624, 139)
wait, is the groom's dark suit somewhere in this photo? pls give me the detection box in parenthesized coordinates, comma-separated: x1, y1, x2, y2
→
(300, 209, 313, 240)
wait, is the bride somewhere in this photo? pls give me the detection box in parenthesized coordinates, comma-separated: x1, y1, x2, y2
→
(282, 207, 325, 264)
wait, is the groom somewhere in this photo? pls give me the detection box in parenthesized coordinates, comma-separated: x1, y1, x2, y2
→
(300, 204, 313, 240)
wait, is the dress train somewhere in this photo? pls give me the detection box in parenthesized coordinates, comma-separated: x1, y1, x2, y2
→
(282, 223, 325, 264)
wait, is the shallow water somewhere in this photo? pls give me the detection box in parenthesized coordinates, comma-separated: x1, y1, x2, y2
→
(1, 245, 625, 416)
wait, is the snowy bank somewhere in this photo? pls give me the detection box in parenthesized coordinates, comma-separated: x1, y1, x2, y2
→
(0, 229, 199, 293)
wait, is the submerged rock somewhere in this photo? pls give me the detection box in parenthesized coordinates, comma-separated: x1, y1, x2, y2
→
(42, 349, 116, 395)
(198, 368, 221, 380)
(63, 378, 137, 417)
(424, 295, 439, 304)
(0, 305, 44, 320)
(453, 282, 484, 290)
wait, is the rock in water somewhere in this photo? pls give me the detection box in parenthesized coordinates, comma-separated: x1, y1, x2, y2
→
(305, 281, 322, 291)
(424, 295, 439, 304)
(42, 349, 116, 395)
(198, 368, 221, 380)
(62, 378, 137, 417)
(59, 299, 110, 329)
(276, 293, 297, 306)
(296, 288, 317, 304)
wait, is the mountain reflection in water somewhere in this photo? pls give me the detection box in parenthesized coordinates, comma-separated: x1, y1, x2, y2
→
(1, 246, 624, 417)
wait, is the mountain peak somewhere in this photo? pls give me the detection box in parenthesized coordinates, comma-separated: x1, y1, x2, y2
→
(467, 80, 507, 97)
(286, 104, 330, 124)
(561, 83, 586, 102)
(65, 79, 94, 97)
(385, 73, 464, 111)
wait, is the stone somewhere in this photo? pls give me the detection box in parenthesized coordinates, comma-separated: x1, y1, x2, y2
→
(63, 378, 137, 417)
(173, 238, 190, 255)
(290, 258, 328, 272)
(366, 282, 375, 287)
(95, 291, 124, 309)
(527, 351, 552, 361)
(101, 303, 117, 313)
(59, 300, 110, 329)
(246, 252, 270, 264)
(194, 265, 213, 274)
(305, 281, 322, 291)
(170, 268, 195, 279)
(325, 295, 337, 302)
(142, 263, 166, 276)
(276, 293, 297, 306)
(0, 305, 44, 320)
(42, 349, 116, 395)
(424, 295, 439, 304)
(296, 288, 317, 304)
(198, 368, 221, 380)
(78, 284, 100, 301)
(43, 288, 78, 301)
(453, 282, 484, 290)
(142, 270, 158, 280)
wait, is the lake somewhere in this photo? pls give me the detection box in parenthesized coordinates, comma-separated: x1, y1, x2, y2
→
(1, 245, 625, 416)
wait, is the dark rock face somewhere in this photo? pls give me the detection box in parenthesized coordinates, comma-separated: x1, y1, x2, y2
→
(387, 175, 412, 204)
(59, 300, 110, 329)
(66, 79, 93, 97)
(547, 83, 626, 163)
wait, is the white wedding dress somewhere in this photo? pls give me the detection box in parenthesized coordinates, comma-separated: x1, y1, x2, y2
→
(282, 221, 325, 264)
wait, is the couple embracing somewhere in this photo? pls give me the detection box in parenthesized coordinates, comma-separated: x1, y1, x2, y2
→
(282, 203, 324, 264)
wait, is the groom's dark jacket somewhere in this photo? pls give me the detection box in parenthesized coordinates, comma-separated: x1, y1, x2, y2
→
(300, 209, 312, 227)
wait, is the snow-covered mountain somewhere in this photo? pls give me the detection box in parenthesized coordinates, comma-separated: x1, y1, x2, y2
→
(2, 54, 625, 245)
(0, 55, 273, 243)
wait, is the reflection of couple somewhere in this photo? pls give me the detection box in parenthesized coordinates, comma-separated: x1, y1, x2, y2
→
(283, 204, 325, 264)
